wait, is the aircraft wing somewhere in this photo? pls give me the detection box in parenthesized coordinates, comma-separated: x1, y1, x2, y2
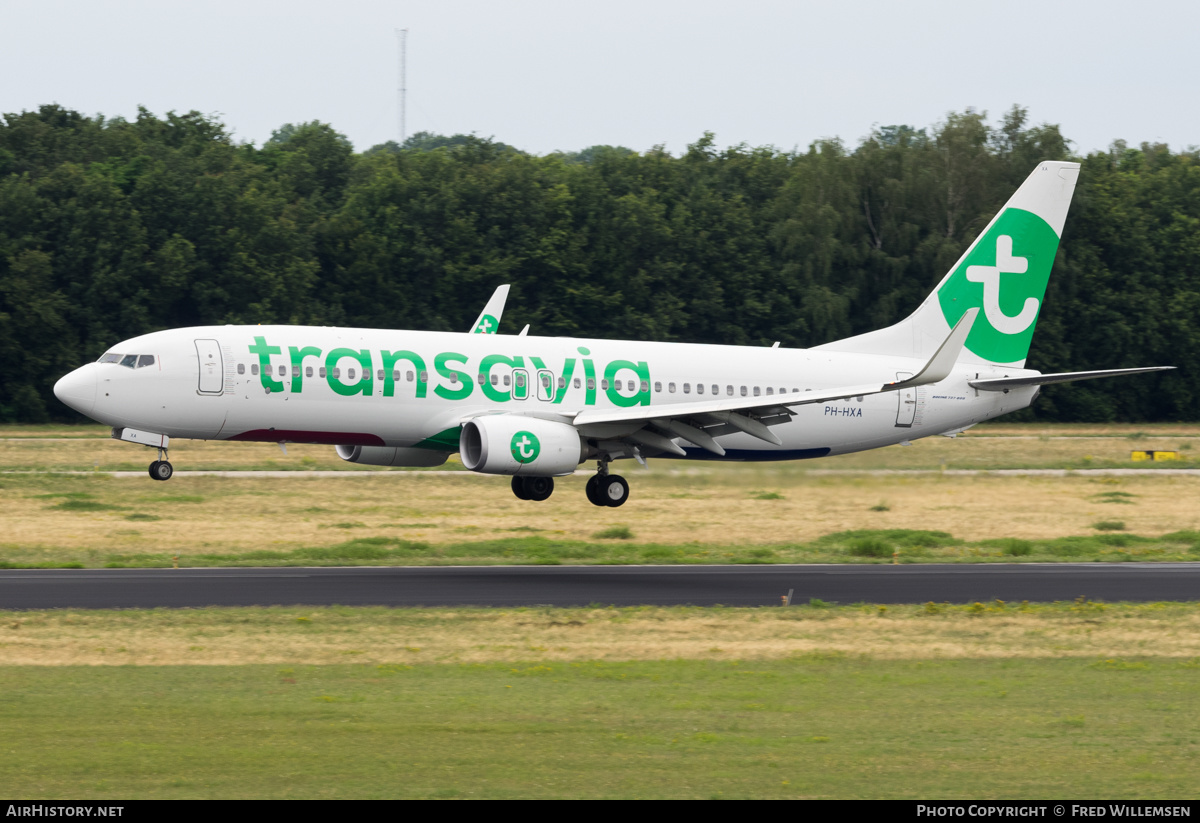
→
(564, 309, 978, 456)
(470, 285, 510, 334)
(969, 366, 1175, 391)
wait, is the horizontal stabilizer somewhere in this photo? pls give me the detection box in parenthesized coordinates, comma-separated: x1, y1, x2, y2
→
(969, 366, 1175, 391)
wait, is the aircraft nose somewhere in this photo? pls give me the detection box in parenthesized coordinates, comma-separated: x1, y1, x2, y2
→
(54, 365, 97, 415)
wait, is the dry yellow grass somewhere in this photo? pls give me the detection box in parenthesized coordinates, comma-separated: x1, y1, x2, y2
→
(2, 605, 1198, 666)
(5, 471, 1200, 556)
(3, 422, 1199, 472)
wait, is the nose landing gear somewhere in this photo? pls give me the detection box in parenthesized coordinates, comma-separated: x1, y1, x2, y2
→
(148, 446, 173, 481)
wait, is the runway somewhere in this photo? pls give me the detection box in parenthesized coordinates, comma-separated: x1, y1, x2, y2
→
(1, 563, 1198, 610)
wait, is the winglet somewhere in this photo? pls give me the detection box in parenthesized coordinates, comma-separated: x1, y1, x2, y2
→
(889, 308, 977, 390)
(470, 285, 510, 334)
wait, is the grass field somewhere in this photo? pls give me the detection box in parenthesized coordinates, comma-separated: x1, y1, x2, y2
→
(2, 468, 1199, 567)
(5, 423, 1200, 798)
(4, 422, 1200, 472)
(2, 602, 1199, 665)
(1, 604, 1198, 798)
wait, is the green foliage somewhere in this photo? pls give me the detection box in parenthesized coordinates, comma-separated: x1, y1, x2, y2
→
(1092, 520, 1127, 531)
(847, 538, 893, 558)
(2, 104, 1198, 421)
(592, 525, 634, 540)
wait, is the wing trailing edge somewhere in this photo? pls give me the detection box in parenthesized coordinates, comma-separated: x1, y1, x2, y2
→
(969, 366, 1175, 391)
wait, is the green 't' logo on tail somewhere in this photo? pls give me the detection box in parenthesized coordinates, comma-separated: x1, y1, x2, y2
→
(474, 314, 499, 334)
(937, 208, 1061, 363)
(510, 431, 541, 463)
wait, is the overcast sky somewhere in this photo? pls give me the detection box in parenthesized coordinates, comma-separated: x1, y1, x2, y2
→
(3, 0, 1197, 156)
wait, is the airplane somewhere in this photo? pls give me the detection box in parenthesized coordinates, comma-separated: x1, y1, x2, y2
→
(53, 161, 1172, 507)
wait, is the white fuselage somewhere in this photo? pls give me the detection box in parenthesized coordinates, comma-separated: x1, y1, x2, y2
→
(54, 325, 1037, 462)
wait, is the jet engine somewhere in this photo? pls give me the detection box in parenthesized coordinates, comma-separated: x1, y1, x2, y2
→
(335, 445, 448, 468)
(459, 415, 585, 476)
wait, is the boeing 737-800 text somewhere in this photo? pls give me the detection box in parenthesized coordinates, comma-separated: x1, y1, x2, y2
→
(52, 162, 1171, 507)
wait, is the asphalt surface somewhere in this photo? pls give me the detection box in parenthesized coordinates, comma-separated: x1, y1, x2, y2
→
(1, 563, 1198, 610)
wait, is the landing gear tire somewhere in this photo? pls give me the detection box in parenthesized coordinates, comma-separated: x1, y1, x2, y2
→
(149, 460, 174, 482)
(511, 476, 530, 500)
(600, 474, 629, 507)
(585, 475, 606, 507)
(523, 476, 554, 502)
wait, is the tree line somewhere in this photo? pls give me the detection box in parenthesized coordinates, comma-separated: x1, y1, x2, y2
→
(0, 104, 1195, 422)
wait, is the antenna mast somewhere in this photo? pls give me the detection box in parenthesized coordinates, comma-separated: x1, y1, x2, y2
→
(396, 28, 408, 145)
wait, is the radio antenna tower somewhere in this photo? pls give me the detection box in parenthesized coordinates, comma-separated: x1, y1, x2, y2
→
(395, 28, 408, 145)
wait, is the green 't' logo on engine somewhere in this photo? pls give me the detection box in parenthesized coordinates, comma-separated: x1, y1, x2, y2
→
(474, 314, 499, 334)
(510, 431, 541, 463)
(937, 207, 1061, 363)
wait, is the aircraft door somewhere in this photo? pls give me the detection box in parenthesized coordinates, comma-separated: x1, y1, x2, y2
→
(512, 369, 529, 400)
(895, 372, 915, 427)
(536, 370, 554, 401)
(195, 339, 224, 395)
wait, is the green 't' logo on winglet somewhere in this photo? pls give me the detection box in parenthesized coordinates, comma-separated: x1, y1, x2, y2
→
(937, 208, 1060, 363)
(510, 431, 541, 463)
(474, 314, 499, 334)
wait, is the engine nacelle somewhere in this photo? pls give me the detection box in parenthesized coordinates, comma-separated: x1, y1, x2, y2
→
(459, 415, 585, 476)
(335, 444, 448, 468)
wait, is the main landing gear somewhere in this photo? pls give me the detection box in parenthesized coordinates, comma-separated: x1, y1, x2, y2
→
(512, 475, 554, 502)
(585, 460, 629, 508)
(508, 460, 630, 508)
(148, 446, 173, 482)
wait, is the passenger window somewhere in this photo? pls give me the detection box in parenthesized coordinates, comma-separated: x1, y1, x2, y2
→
(726, 385, 733, 396)
(503, 374, 511, 387)
(278, 365, 286, 377)
(137, 355, 155, 368)
(406, 371, 414, 382)
(449, 373, 458, 384)
(348, 368, 357, 380)
(601, 379, 609, 390)
(332, 368, 340, 379)
(654, 382, 662, 392)
(318, 367, 326, 378)
(640, 381, 649, 393)
(668, 382, 676, 393)
(697, 384, 704, 395)
(740, 386, 747, 397)
(377, 369, 385, 381)
(477, 373, 485, 385)
(251, 364, 259, 376)
(306, 366, 314, 378)
(558, 377, 566, 389)
(419, 371, 428, 383)
(712, 385, 719, 395)
(237, 364, 245, 375)
(491, 374, 499, 386)
(683, 383, 690, 394)
(587, 378, 595, 391)
(293, 366, 300, 378)
(120, 354, 138, 369)
(392, 370, 400, 381)
(515, 372, 526, 387)
(573, 378, 581, 389)
(765, 387, 773, 396)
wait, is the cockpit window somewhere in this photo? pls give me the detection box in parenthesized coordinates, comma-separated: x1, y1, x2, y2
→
(99, 352, 156, 369)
